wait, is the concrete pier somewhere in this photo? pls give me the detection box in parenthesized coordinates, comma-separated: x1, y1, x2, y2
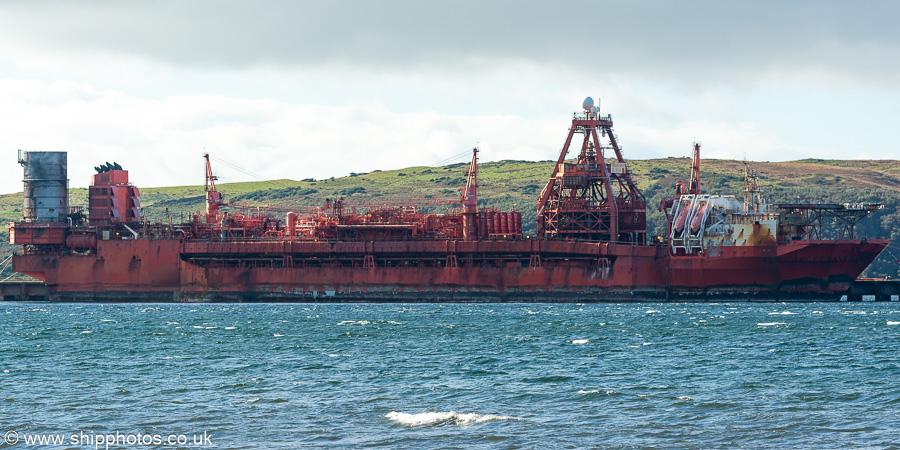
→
(848, 279, 900, 302)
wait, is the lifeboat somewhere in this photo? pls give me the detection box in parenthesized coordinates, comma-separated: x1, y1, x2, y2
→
(673, 199, 691, 233)
(690, 201, 708, 234)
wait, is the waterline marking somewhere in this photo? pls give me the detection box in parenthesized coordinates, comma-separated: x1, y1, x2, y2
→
(4, 430, 212, 449)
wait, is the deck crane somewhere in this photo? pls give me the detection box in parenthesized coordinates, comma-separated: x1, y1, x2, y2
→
(204, 153, 223, 222)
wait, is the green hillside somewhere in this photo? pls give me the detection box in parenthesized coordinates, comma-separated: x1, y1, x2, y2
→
(2, 157, 899, 278)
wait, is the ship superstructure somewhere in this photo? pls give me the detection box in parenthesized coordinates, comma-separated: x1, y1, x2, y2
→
(9, 98, 889, 302)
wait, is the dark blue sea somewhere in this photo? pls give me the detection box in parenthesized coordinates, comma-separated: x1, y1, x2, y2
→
(2, 302, 900, 449)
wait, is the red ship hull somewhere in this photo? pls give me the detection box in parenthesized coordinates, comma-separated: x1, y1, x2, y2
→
(13, 238, 888, 302)
(9, 105, 891, 303)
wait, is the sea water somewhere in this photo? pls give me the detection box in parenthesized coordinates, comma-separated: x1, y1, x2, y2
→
(2, 302, 899, 448)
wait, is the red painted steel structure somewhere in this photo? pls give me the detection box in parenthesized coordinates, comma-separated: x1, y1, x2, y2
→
(88, 168, 141, 225)
(204, 153, 223, 221)
(688, 142, 701, 195)
(536, 106, 646, 244)
(8, 99, 890, 302)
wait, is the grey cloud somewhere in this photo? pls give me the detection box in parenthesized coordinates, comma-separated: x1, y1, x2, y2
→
(2, 0, 899, 85)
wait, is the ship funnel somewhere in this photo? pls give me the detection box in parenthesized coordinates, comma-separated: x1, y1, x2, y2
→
(19, 150, 68, 223)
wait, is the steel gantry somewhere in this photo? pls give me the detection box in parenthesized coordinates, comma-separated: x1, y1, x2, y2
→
(536, 98, 646, 244)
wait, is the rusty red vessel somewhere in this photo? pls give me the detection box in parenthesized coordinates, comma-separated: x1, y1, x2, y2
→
(9, 99, 889, 302)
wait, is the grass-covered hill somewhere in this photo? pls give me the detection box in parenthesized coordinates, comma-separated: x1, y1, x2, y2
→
(2, 157, 898, 278)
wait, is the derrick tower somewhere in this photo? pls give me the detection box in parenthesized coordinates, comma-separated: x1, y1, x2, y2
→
(536, 97, 646, 243)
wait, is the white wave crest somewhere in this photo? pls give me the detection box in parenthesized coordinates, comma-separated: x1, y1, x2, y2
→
(769, 311, 798, 315)
(385, 411, 523, 426)
(757, 322, 786, 326)
(577, 389, 618, 395)
(572, 339, 589, 344)
(887, 321, 900, 326)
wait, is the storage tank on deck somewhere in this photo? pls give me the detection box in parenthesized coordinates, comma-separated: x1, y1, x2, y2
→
(19, 150, 68, 223)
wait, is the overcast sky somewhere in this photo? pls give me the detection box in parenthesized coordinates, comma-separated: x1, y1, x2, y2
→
(1, 0, 897, 194)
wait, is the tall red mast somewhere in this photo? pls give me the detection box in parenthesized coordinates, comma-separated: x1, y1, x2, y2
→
(688, 142, 701, 195)
(204, 153, 223, 221)
(460, 147, 478, 240)
(460, 147, 478, 214)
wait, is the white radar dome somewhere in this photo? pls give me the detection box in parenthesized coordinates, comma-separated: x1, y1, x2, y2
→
(582, 97, 595, 111)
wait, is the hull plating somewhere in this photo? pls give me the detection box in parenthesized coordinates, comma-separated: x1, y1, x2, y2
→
(13, 238, 888, 302)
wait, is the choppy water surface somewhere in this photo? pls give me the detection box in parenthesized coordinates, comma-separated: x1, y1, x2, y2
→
(2, 302, 900, 448)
